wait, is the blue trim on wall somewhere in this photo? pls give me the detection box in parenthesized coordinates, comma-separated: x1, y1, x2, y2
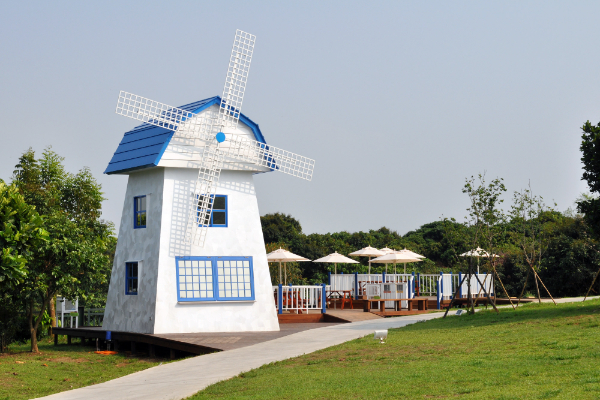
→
(175, 256, 255, 302)
(133, 195, 146, 229)
(125, 262, 138, 295)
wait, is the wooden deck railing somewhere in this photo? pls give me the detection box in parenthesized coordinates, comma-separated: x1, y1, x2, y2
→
(273, 284, 326, 314)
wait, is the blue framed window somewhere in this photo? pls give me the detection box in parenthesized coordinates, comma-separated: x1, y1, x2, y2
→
(176, 256, 254, 302)
(125, 262, 138, 295)
(197, 195, 227, 227)
(134, 196, 146, 229)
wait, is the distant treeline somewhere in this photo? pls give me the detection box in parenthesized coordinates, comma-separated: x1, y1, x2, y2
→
(260, 212, 599, 298)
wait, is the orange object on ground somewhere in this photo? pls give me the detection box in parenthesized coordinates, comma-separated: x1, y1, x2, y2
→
(95, 351, 118, 355)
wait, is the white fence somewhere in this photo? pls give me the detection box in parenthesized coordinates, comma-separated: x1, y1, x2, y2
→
(273, 285, 324, 314)
(330, 272, 495, 308)
(436, 273, 494, 300)
(330, 274, 415, 298)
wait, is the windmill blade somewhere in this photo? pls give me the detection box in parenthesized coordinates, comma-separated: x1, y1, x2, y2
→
(116, 91, 195, 130)
(185, 145, 225, 247)
(115, 91, 216, 140)
(205, 134, 315, 181)
(218, 30, 256, 130)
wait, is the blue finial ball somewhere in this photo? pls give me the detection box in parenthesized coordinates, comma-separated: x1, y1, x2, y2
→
(216, 132, 226, 143)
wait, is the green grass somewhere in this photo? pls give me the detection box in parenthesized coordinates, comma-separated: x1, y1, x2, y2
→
(189, 299, 600, 400)
(0, 336, 161, 400)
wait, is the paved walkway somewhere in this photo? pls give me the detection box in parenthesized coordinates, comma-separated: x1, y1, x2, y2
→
(37, 296, 599, 400)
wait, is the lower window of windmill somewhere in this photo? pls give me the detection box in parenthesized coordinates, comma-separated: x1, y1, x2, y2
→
(176, 257, 254, 301)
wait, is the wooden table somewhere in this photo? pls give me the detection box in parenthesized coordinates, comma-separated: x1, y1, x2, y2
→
(363, 297, 428, 312)
(327, 290, 353, 310)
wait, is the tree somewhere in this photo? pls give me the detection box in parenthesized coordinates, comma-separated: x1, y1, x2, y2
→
(443, 174, 504, 315)
(510, 183, 556, 304)
(0, 180, 47, 352)
(0, 180, 46, 287)
(12, 148, 114, 352)
(261, 213, 303, 245)
(577, 121, 600, 235)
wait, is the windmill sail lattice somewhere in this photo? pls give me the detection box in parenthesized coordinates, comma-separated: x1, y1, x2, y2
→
(115, 30, 315, 247)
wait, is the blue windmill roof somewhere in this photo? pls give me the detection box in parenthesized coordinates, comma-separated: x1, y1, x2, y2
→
(104, 96, 266, 175)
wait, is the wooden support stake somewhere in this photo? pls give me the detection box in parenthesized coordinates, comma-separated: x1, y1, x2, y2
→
(533, 266, 542, 303)
(532, 268, 556, 305)
(67, 335, 71, 345)
(517, 268, 530, 307)
(149, 344, 155, 358)
(130, 341, 136, 356)
(170, 349, 176, 360)
(473, 273, 499, 313)
(584, 266, 600, 302)
(493, 267, 515, 310)
(54, 334, 58, 346)
(443, 273, 469, 318)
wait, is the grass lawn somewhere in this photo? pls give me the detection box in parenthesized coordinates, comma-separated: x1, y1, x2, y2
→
(0, 336, 161, 400)
(190, 299, 600, 400)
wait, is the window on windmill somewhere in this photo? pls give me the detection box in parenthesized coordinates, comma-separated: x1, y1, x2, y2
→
(196, 194, 227, 227)
(176, 256, 254, 301)
(125, 262, 138, 295)
(134, 196, 147, 228)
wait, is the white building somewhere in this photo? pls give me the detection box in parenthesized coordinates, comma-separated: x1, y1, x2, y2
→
(102, 96, 280, 334)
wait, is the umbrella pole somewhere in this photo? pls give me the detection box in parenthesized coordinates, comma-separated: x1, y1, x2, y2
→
(404, 262, 407, 274)
(394, 263, 396, 275)
(284, 262, 287, 286)
(279, 261, 282, 285)
(368, 256, 371, 274)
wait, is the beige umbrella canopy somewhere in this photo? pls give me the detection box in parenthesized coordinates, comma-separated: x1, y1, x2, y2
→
(313, 252, 359, 275)
(396, 249, 426, 273)
(267, 248, 310, 285)
(349, 246, 384, 274)
(460, 247, 499, 274)
(371, 252, 423, 274)
(379, 247, 396, 254)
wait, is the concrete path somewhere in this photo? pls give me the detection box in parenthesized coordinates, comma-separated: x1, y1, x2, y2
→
(37, 296, 599, 400)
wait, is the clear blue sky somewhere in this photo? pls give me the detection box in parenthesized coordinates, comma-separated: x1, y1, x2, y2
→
(1, 1, 598, 235)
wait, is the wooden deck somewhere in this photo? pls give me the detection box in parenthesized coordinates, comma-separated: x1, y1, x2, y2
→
(52, 322, 342, 356)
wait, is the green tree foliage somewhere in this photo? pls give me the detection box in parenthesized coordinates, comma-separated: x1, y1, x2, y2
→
(11, 148, 114, 352)
(577, 121, 600, 235)
(0, 180, 46, 287)
(0, 180, 47, 352)
(260, 214, 455, 283)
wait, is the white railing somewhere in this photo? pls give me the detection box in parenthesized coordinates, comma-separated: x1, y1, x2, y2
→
(417, 274, 439, 297)
(330, 274, 355, 291)
(273, 285, 324, 314)
(330, 274, 415, 298)
(459, 273, 494, 298)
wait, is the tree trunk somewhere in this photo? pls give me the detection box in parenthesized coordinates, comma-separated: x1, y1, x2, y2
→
(468, 258, 474, 313)
(29, 293, 52, 353)
(49, 296, 56, 337)
(28, 299, 38, 353)
(533, 266, 541, 303)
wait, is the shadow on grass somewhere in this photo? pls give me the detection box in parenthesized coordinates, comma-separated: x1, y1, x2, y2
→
(402, 298, 600, 333)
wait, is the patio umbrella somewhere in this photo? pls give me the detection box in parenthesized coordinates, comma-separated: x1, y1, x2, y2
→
(313, 252, 359, 275)
(396, 249, 426, 273)
(349, 246, 384, 274)
(379, 247, 396, 254)
(266, 248, 310, 285)
(459, 247, 499, 274)
(371, 252, 423, 274)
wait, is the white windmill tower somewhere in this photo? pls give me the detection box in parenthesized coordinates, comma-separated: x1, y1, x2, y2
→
(102, 30, 314, 334)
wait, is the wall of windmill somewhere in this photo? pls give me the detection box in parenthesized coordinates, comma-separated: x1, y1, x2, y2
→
(103, 167, 280, 334)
